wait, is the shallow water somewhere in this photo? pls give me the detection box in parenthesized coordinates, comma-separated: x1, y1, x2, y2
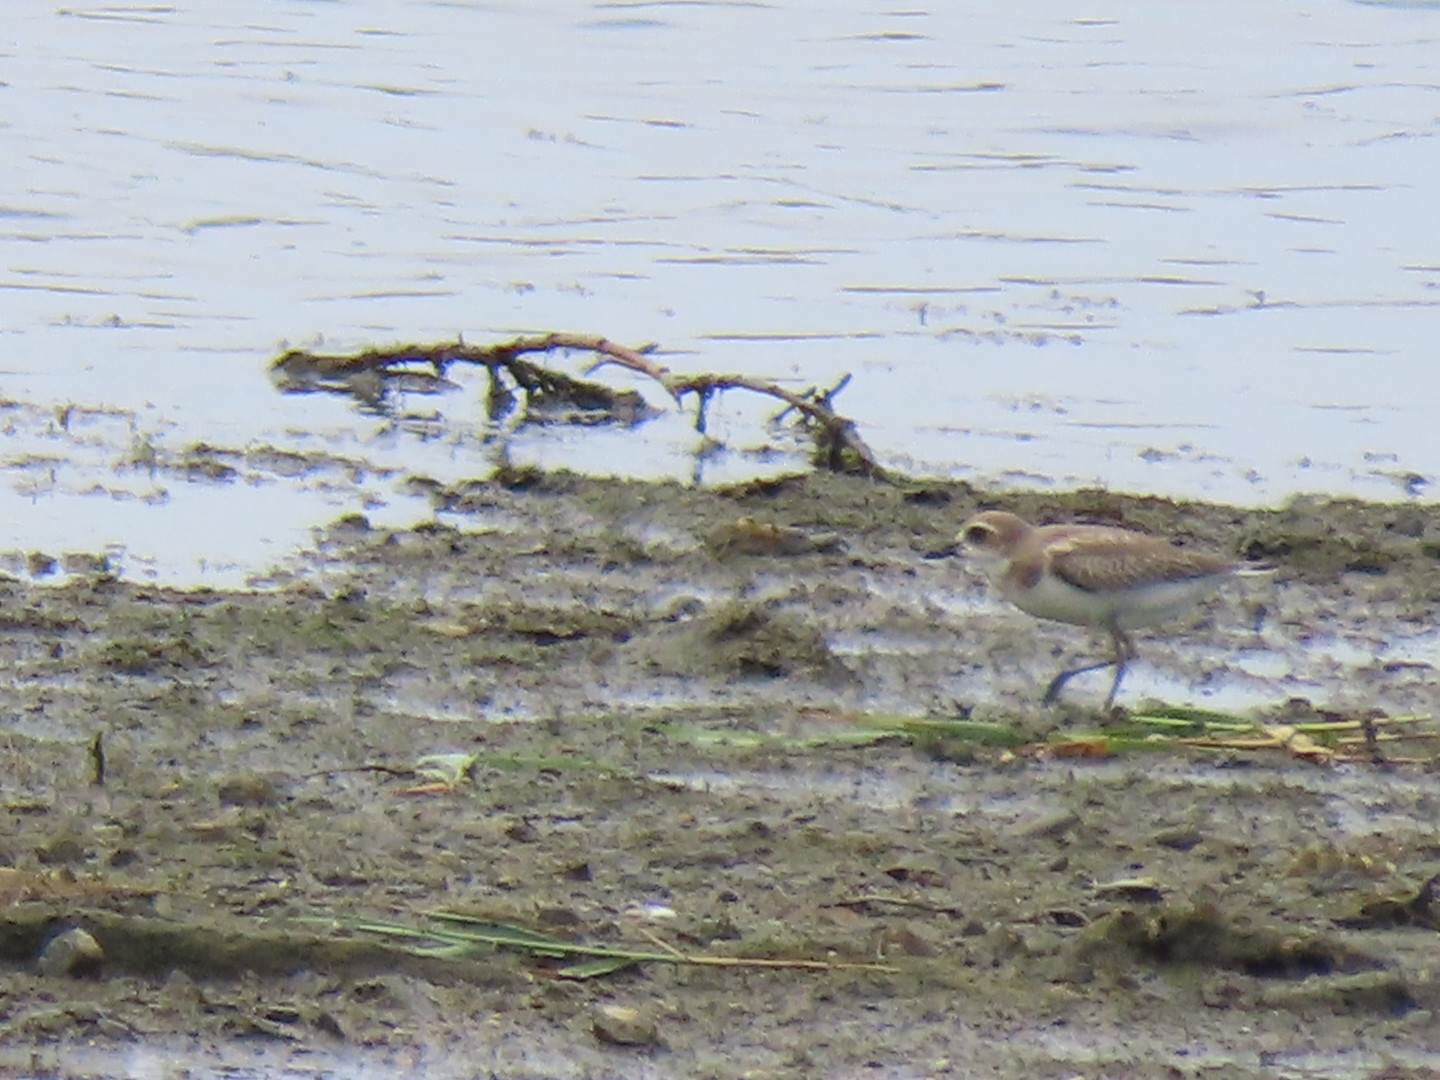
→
(3, 0, 1439, 583)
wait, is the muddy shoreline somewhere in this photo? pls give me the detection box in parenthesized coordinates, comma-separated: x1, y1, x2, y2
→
(1, 471, 1438, 1078)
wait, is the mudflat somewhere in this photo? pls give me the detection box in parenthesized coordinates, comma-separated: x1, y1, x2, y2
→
(1, 471, 1437, 1078)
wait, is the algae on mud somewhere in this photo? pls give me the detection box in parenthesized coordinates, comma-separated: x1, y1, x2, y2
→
(1, 470, 1438, 1077)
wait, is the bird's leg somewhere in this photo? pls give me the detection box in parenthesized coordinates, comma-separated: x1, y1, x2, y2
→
(1102, 627, 1137, 712)
(1042, 654, 1119, 706)
(1042, 626, 1136, 709)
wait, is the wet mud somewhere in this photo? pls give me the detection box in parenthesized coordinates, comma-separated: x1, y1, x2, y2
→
(1, 471, 1439, 1078)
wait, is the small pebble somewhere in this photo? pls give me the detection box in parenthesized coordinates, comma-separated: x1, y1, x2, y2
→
(591, 1003, 659, 1047)
(37, 927, 104, 978)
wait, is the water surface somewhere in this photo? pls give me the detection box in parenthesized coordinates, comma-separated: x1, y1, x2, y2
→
(3, 0, 1437, 581)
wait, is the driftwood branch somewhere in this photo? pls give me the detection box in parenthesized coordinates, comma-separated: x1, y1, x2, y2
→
(272, 334, 659, 425)
(271, 333, 887, 478)
(578, 339, 888, 479)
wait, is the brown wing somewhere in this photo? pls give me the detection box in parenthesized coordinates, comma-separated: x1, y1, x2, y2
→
(1045, 528, 1230, 593)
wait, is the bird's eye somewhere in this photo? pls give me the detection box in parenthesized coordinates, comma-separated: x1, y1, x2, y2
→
(963, 525, 991, 545)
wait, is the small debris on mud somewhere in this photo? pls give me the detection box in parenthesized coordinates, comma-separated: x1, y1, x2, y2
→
(36, 927, 104, 979)
(591, 1003, 661, 1047)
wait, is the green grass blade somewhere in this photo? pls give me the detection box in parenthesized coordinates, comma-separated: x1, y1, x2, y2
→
(871, 716, 1029, 746)
(426, 913, 572, 946)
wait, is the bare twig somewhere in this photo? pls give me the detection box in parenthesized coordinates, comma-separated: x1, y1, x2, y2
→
(585, 349, 888, 478)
